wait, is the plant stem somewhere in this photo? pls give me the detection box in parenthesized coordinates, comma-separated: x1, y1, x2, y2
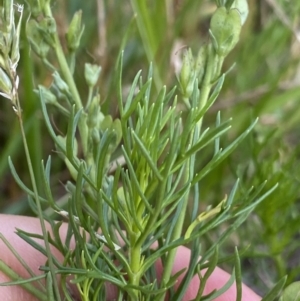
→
(159, 165, 191, 298)
(43, 3, 88, 156)
(130, 0, 163, 90)
(129, 242, 142, 300)
(86, 86, 93, 110)
(21, 35, 43, 193)
(274, 254, 286, 279)
(14, 94, 61, 301)
(158, 44, 216, 300)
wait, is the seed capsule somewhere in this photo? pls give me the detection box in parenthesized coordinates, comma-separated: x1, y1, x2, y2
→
(84, 63, 101, 88)
(179, 49, 196, 98)
(209, 6, 242, 57)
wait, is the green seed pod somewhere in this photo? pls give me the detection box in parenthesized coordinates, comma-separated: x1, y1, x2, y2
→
(209, 7, 242, 57)
(66, 10, 84, 52)
(84, 63, 101, 87)
(0, 67, 12, 99)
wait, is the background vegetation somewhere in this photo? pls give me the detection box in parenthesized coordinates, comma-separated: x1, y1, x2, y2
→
(0, 0, 300, 298)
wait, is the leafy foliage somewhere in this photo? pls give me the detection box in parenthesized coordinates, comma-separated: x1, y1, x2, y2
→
(0, 0, 300, 300)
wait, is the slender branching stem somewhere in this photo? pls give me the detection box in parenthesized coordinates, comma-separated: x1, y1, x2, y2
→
(42, 2, 89, 156)
(157, 45, 217, 300)
(14, 95, 61, 301)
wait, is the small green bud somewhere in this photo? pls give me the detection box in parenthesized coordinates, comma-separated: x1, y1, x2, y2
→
(84, 63, 101, 87)
(180, 49, 193, 89)
(52, 71, 70, 95)
(0, 67, 12, 99)
(179, 49, 196, 98)
(66, 10, 84, 52)
(37, 85, 57, 105)
(210, 7, 242, 57)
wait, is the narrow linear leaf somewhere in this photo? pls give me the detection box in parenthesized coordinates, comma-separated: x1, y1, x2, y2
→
(172, 241, 201, 300)
(8, 157, 47, 203)
(121, 146, 153, 213)
(194, 74, 225, 123)
(0, 260, 47, 301)
(46, 272, 55, 301)
(41, 158, 59, 210)
(116, 51, 124, 115)
(40, 89, 65, 151)
(234, 247, 242, 301)
(131, 130, 163, 181)
(261, 276, 287, 301)
(123, 70, 142, 114)
(123, 78, 152, 120)
(196, 246, 219, 299)
(95, 130, 114, 189)
(191, 118, 258, 185)
(201, 268, 236, 301)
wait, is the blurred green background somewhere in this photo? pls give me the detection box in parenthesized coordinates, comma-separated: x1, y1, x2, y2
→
(0, 0, 300, 297)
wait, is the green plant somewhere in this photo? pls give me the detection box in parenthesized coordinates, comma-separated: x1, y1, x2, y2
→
(0, 0, 299, 300)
